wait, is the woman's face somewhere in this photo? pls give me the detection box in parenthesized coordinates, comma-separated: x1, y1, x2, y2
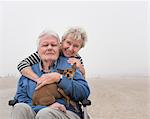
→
(38, 36, 60, 62)
(61, 34, 83, 57)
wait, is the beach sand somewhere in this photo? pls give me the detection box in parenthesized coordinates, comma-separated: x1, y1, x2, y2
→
(0, 76, 149, 119)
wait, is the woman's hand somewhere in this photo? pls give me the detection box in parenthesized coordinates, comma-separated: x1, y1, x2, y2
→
(36, 77, 46, 85)
(49, 102, 66, 113)
(35, 72, 61, 90)
(68, 58, 85, 76)
(68, 58, 82, 69)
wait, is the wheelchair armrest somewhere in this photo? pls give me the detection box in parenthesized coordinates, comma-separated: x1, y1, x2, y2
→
(81, 99, 91, 107)
(8, 99, 18, 106)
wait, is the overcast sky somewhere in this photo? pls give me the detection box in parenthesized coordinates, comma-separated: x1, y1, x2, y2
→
(0, 1, 148, 78)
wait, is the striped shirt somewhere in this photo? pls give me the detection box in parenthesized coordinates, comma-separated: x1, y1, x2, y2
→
(17, 51, 83, 72)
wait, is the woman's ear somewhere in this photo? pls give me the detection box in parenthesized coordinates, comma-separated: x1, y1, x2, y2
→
(37, 48, 39, 52)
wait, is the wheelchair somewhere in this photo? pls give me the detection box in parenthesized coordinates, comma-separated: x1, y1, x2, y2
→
(8, 99, 91, 119)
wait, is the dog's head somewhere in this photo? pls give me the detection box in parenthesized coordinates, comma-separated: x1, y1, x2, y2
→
(58, 62, 76, 79)
(63, 62, 76, 79)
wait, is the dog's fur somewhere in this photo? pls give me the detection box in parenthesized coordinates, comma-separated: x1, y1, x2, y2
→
(32, 63, 78, 111)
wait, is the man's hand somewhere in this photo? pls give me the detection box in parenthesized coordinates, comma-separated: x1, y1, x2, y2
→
(35, 72, 61, 90)
(49, 102, 66, 113)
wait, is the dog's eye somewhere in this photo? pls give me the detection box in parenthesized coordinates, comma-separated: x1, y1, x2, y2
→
(69, 71, 72, 73)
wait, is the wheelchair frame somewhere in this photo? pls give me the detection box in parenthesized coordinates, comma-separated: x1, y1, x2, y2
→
(8, 99, 91, 119)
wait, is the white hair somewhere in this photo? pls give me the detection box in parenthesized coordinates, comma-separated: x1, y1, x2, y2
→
(37, 29, 60, 47)
(62, 27, 87, 48)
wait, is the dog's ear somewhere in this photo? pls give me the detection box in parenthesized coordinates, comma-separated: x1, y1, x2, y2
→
(72, 62, 77, 71)
(57, 69, 64, 75)
(63, 70, 67, 75)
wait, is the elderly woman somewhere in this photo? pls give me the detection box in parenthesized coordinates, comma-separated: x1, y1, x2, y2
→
(17, 27, 87, 83)
(12, 30, 90, 119)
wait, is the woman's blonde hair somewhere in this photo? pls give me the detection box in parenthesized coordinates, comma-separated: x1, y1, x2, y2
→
(62, 27, 87, 48)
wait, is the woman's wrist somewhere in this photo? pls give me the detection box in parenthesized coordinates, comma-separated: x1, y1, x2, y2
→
(57, 74, 63, 83)
(34, 77, 40, 83)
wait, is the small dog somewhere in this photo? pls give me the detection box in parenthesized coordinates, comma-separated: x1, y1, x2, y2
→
(32, 63, 78, 111)
(59, 62, 76, 79)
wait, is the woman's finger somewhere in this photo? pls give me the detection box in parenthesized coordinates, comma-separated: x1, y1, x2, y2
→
(35, 82, 45, 90)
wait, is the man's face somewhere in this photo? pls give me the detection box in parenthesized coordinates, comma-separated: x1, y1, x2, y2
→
(38, 36, 60, 62)
(61, 34, 83, 57)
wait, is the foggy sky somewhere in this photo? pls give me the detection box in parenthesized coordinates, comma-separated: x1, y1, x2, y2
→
(0, 1, 148, 78)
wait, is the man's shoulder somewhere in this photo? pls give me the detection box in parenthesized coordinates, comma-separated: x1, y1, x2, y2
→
(58, 56, 68, 61)
(31, 63, 40, 72)
(31, 63, 39, 68)
(58, 56, 69, 64)
(57, 56, 71, 69)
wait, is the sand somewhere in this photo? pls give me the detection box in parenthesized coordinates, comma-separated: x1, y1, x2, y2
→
(0, 76, 149, 119)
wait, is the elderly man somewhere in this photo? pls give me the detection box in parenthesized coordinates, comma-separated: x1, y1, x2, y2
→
(11, 30, 90, 119)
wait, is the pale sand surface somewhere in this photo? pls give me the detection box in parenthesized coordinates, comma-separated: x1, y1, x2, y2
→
(0, 76, 149, 119)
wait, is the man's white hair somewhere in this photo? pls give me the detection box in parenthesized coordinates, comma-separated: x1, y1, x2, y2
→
(37, 29, 60, 47)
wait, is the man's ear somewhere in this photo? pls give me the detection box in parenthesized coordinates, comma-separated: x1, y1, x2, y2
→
(60, 41, 62, 45)
(59, 42, 63, 52)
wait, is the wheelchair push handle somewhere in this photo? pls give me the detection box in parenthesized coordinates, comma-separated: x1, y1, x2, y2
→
(81, 99, 91, 107)
(8, 99, 18, 106)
